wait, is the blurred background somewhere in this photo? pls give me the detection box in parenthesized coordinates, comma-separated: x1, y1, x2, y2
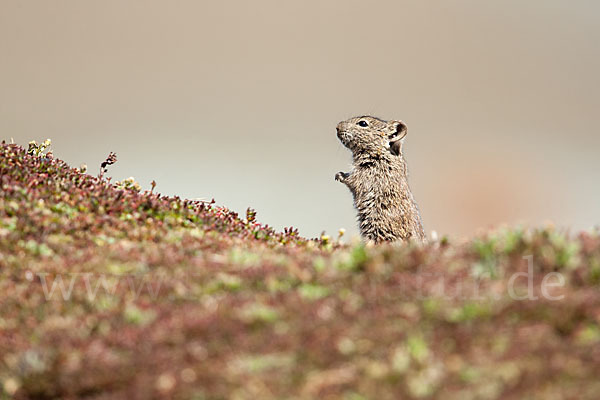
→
(1, 0, 599, 240)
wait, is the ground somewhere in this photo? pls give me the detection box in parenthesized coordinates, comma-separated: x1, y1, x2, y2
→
(1, 142, 600, 399)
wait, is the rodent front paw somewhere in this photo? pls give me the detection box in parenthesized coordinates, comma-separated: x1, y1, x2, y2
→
(335, 172, 348, 182)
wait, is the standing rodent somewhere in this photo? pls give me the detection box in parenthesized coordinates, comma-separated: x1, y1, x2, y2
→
(335, 115, 426, 243)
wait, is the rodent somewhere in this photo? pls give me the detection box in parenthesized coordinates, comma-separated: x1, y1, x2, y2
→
(335, 115, 426, 243)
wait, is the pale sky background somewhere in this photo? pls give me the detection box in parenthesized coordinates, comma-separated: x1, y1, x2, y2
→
(1, 0, 599, 240)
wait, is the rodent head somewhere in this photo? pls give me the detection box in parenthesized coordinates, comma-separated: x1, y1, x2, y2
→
(336, 116, 408, 158)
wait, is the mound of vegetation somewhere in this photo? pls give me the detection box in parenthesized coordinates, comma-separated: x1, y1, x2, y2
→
(1, 141, 600, 399)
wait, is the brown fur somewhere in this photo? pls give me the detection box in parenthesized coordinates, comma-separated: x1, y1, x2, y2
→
(335, 116, 426, 243)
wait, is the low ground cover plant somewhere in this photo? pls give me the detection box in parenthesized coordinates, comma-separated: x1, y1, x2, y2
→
(1, 142, 599, 399)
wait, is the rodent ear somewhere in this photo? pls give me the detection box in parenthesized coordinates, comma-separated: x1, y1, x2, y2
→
(389, 121, 407, 140)
(388, 121, 407, 156)
(389, 139, 402, 156)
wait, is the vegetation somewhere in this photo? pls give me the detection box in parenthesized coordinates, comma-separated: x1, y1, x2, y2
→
(1, 141, 600, 399)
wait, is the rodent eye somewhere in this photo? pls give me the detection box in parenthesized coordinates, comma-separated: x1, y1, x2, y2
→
(357, 120, 368, 127)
